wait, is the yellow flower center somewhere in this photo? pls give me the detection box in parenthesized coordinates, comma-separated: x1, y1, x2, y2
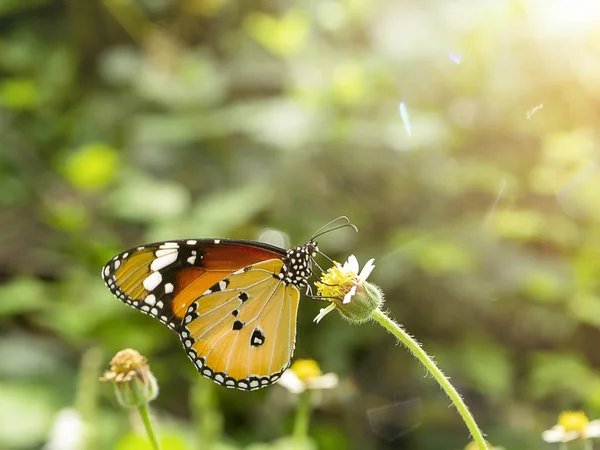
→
(558, 411, 589, 432)
(290, 359, 322, 381)
(101, 348, 148, 383)
(315, 263, 358, 301)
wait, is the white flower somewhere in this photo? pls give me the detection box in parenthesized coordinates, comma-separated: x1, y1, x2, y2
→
(542, 411, 600, 443)
(278, 359, 338, 394)
(313, 255, 376, 324)
(43, 408, 86, 450)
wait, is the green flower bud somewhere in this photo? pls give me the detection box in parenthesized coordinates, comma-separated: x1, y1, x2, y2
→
(100, 349, 158, 408)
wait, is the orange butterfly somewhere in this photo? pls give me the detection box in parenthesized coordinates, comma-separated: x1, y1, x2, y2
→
(102, 218, 355, 390)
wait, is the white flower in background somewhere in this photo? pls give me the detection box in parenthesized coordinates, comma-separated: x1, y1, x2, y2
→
(278, 359, 338, 394)
(542, 410, 600, 443)
(43, 408, 86, 450)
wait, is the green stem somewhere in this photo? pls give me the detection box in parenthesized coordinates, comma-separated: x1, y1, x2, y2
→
(293, 390, 312, 449)
(75, 347, 103, 450)
(371, 308, 488, 450)
(137, 403, 161, 450)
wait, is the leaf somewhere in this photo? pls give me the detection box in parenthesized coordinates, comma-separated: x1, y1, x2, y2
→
(0, 277, 46, 316)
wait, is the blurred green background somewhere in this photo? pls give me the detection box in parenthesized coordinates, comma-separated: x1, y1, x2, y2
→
(3, 0, 600, 449)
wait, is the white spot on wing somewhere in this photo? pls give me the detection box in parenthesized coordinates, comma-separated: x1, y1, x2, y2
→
(187, 240, 197, 245)
(219, 280, 227, 291)
(151, 252, 178, 271)
(164, 283, 174, 294)
(155, 248, 176, 257)
(143, 271, 162, 292)
(114, 260, 121, 270)
(187, 255, 196, 264)
(160, 242, 179, 249)
(214, 239, 221, 244)
(103, 266, 110, 277)
(144, 294, 156, 306)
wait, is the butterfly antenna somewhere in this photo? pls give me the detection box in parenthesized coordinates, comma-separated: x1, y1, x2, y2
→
(310, 216, 358, 241)
(312, 259, 326, 274)
(316, 249, 336, 265)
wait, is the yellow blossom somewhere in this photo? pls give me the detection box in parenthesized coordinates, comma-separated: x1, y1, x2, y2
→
(314, 255, 379, 324)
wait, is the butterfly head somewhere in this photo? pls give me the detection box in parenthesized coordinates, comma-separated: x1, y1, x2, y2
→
(280, 241, 318, 287)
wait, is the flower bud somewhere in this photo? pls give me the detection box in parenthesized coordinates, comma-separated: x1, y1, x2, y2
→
(100, 349, 158, 407)
(334, 281, 384, 324)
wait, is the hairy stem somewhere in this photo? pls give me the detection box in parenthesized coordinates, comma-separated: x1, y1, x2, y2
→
(371, 308, 488, 450)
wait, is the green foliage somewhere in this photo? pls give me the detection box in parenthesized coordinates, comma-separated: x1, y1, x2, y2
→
(2, 0, 600, 449)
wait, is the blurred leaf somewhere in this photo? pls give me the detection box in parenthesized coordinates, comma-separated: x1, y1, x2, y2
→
(115, 432, 188, 450)
(528, 353, 599, 400)
(182, 0, 230, 16)
(410, 238, 476, 275)
(0, 0, 48, 15)
(0, 277, 46, 316)
(491, 209, 543, 242)
(0, 333, 65, 378)
(245, 436, 315, 450)
(61, 143, 119, 192)
(0, 382, 57, 449)
(0, 171, 29, 206)
(149, 184, 272, 239)
(245, 9, 310, 56)
(458, 339, 513, 402)
(331, 61, 367, 106)
(136, 46, 226, 107)
(567, 292, 600, 327)
(105, 173, 191, 223)
(43, 199, 91, 232)
(0, 78, 38, 110)
(520, 269, 566, 303)
(99, 46, 143, 87)
(190, 184, 273, 236)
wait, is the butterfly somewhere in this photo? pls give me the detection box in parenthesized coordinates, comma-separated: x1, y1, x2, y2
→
(102, 217, 356, 391)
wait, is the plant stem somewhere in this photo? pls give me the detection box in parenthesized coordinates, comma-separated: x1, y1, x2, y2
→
(75, 347, 103, 450)
(371, 308, 488, 450)
(137, 403, 161, 450)
(293, 390, 312, 449)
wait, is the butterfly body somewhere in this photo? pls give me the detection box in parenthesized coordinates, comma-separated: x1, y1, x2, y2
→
(102, 238, 318, 390)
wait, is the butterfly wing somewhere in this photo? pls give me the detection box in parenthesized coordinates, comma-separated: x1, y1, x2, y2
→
(102, 239, 286, 330)
(180, 258, 300, 390)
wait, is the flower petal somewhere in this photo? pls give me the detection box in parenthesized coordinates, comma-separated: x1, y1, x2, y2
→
(542, 426, 566, 443)
(563, 430, 581, 442)
(306, 373, 339, 390)
(344, 255, 359, 274)
(43, 408, 86, 450)
(277, 370, 306, 394)
(586, 420, 600, 438)
(358, 258, 375, 282)
(313, 303, 336, 323)
(343, 285, 357, 304)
